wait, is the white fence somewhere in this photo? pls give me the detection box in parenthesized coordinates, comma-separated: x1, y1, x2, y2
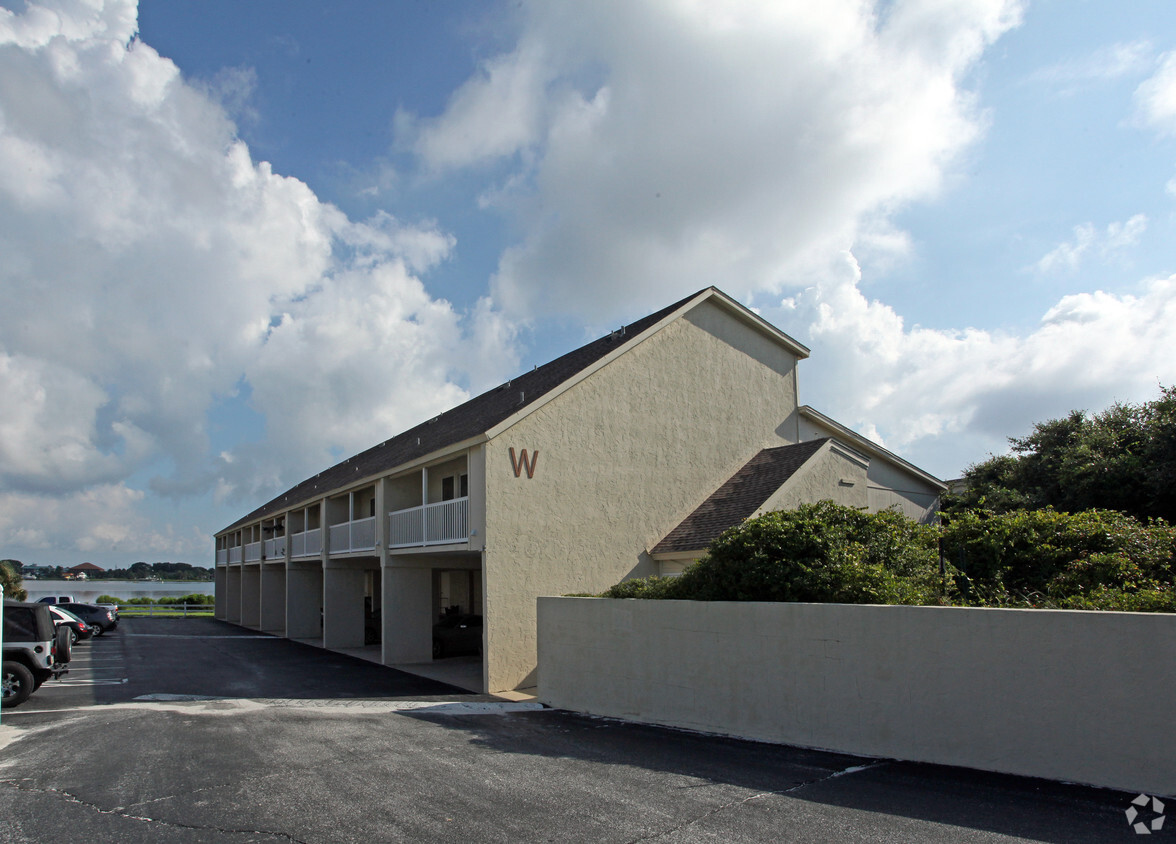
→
(539, 598, 1176, 795)
(114, 603, 213, 617)
(263, 537, 287, 559)
(328, 516, 376, 553)
(290, 528, 322, 558)
(244, 541, 262, 562)
(389, 497, 469, 548)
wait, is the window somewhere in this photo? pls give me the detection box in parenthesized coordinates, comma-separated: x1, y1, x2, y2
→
(442, 474, 469, 501)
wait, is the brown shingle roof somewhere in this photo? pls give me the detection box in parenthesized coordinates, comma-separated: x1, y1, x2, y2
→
(651, 439, 829, 555)
(220, 288, 707, 533)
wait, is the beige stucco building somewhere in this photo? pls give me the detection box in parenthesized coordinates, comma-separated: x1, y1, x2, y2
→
(213, 287, 945, 693)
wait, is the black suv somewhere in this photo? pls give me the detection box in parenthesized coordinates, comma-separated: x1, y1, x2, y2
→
(3, 600, 72, 708)
(58, 602, 118, 636)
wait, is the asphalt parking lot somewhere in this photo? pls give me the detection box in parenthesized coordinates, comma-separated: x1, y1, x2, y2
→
(0, 617, 1153, 842)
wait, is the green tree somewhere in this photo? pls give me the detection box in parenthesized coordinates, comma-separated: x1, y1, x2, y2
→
(947, 386, 1176, 522)
(1, 560, 28, 601)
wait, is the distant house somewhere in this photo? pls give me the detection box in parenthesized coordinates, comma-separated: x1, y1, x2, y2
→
(213, 287, 945, 693)
(67, 563, 104, 574)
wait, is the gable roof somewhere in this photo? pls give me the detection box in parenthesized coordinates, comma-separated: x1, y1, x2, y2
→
(224, 286, 805, 534)
(650, 439, 829, 556)
(798, 406, 946, 491)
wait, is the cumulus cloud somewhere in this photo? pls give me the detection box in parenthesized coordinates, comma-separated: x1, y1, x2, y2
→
(1030, 40, 1153, 92)
(0, 0, 517, 559)
(400, 0, 1024, 321)
(771, 256, 1176, 476)
(1135, 50, 1176, 134)
(0, 483, 204, 558)
(1034, 214, 1148, 274)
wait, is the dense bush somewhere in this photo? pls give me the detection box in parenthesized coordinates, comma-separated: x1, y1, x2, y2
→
(600, 501, 1176, 612)
(941, 508, 1175, 611)
(603, 501, 943, 605)
(157, 594, 214, 605)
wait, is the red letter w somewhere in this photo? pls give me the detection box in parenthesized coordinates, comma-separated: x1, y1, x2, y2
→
(509, 447, 539, 479)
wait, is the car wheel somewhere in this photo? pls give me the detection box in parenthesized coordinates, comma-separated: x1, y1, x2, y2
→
(55, 625, 73, 664)
(2, 661, 34, 709)
(69, 627, 79, 645)
(91, 623, 104, 637)
(432, 639, 443, 659)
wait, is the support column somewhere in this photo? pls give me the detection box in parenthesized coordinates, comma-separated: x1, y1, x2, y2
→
(241, 565, 261, 628)
(382, 565, 434, 664)
(260, 563, 286, 634)
(323, 563, 366, 649)
(226, 566, 242, 624)
(214, 566, 228, 620)
(286, 562, 323, 640)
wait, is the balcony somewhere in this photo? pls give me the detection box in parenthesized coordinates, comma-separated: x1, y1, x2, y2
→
(263, 537, 287, 560)
(329, 516, 376, 554)
(290, 528, 322, 559)
(389, 497, 469, 548)
(228, 547, 242, 564)
(244, 541, 262, 562)
(216, 548, 228, 565)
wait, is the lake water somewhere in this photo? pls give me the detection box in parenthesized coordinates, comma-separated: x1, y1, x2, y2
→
(22, 580, 214, 603)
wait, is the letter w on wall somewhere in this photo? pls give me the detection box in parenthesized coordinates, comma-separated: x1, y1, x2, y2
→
(509, 447, 539, 479)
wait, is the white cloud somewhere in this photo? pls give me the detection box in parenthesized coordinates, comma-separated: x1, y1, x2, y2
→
(402, 0, 1024, 321)
(1135, 50, 1176, 135)
(1034, 214, 1147, 274)
(776, 255, 1176, 476)
(0, 483, 204, 558)
(0, 1, 519, 550)
(398, 36, 551, 171)
(1030, 40, 1153, 92)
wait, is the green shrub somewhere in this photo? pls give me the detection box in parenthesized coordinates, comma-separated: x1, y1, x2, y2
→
(96, 594, 127, 604)
(604, 501, 942, 605)
(601, 576, 684, 600)
(157, 593, 214, 605)
(941, 508, 1175, 610)
(601, 501, 1175, 612)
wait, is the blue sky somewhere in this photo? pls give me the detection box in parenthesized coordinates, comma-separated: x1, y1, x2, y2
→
(2, 0, 1175, 566)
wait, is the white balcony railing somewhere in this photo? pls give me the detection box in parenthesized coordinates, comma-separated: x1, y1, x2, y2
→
(244, 541, 262, 562)
(290, 528, 322, 558)
(228, 547, 242, 564)
(389, 497, 469, 548)
(263, 537, 286, 560)
(328, 516, 376, 554)
(216, 549, 228, 565)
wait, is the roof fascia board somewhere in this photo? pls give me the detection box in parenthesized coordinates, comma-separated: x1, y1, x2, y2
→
(485, 287, 810, 440)
(216, 435, 487, 537)
(704, 288, 811, 359)
(650, 550, 703, 562)
(798, 406, 947, 491)
(484, 288, 718, 440)
(828, 439, 871, 471)
(751, 440, 829, 518)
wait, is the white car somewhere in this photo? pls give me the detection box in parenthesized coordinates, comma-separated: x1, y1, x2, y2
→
(47, 606, 94, 644)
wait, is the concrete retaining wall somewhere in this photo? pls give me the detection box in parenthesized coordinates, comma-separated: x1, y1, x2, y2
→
(537, 598, 1176, 795)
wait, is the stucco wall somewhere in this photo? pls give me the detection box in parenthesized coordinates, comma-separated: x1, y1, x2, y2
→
(760, 441, 869, 513)
(798, 416, 940, 522)
(483, 301, 801, 691)
(538, 598, 1176, 795)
